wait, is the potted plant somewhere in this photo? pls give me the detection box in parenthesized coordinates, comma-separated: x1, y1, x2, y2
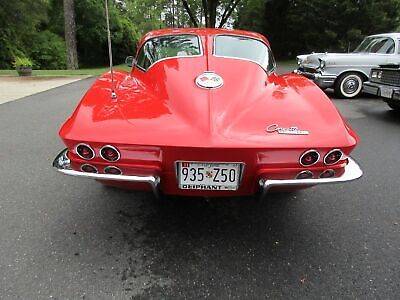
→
(14, 57, 33, 76)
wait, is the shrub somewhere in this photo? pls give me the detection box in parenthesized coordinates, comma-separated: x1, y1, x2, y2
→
(28, 30, 66, 69)
(14, 56, 33, 69)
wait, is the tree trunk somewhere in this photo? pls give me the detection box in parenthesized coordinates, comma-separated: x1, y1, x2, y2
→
(207, 0, 218, 28)
(182, 0, 199, 27)
(63, 0, 78, 69)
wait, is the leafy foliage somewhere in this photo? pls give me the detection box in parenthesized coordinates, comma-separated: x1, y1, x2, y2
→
(1, 0, 400, 69)
(0, 0, 48, 68)
(237, 0, 400, 58)
(14, 57, 33, 68)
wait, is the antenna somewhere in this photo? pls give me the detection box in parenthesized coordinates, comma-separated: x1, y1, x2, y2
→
(105, 0, 117, 99)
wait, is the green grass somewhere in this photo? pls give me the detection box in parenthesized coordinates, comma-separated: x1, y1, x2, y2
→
(276, 59, 297, 66)
(0, 60, 296, 76)
(0, 64, 130, 76)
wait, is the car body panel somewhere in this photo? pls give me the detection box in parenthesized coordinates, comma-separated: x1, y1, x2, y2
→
(54, 28, 361, 197)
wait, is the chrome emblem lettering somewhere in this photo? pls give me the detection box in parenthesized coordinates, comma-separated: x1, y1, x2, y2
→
(266, 124, 309, 135)
(195, 71, 223, 89)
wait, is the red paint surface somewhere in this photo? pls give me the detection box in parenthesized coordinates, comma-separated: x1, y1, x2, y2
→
(59, 28, 358, 196)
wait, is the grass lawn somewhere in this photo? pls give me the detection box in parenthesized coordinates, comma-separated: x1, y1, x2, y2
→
(0, 64, 130, 76)
(0, 60, 296, 77)
(276, 59, 297, 66)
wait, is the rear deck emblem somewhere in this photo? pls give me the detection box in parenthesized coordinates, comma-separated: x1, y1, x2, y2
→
(266, 124, 309, 135)
(195, 71, 223, 89)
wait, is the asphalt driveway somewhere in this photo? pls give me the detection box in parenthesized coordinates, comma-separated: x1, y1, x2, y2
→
(0, 74, 399, 299)
(0, 76, 88, 104)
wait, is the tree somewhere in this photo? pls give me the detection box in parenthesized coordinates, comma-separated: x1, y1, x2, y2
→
(237, 0, 400, 59)
(63, 0, 79, 69)
(181, 0, 242, 28)
(0, 0, 49, 68)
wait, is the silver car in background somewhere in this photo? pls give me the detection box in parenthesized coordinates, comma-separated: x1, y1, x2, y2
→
(294, 33, 400, 98)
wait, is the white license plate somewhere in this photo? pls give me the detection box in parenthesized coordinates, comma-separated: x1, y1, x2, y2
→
(177, 162, 242, 191)
(380, 87, 393, 98)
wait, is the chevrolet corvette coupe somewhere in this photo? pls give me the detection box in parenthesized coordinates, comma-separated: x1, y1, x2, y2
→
(53, 28, 362, 198)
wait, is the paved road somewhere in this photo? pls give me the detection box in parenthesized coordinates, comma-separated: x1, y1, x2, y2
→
(0, 74, 399, 299)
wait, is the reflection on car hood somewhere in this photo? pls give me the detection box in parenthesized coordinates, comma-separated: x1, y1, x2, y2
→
(60, 58, 356, 149)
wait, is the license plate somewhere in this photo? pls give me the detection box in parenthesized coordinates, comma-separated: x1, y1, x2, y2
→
(380, 86, 393, 98)
(177, 162, 242, 191)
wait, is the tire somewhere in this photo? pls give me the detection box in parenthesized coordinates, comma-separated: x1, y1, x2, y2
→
(334, 72, 364, 98)
(386, 99, 400, 111)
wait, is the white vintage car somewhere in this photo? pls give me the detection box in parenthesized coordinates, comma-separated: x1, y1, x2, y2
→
(294, 33, 400, 98)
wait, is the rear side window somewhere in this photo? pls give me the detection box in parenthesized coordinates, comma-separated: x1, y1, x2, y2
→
(354, 37, 395, 54)
(214, 35, 275, 72)
(136, 34, 201, 71)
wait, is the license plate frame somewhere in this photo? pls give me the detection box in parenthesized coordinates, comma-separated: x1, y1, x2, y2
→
(176, 161, 243, 191)
(380, 86, 393, 99)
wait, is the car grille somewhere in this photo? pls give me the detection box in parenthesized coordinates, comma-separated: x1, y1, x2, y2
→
(380, 70, 400, 86)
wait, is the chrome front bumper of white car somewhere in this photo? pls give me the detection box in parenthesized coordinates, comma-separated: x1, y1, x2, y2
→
(258, 157, 363, 195)
(363, 81, 400, 100)
(294, 68, 337, 89)
(53, 149, 161, 197)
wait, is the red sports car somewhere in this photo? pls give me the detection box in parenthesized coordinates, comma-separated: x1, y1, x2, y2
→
(53, 28, 362, 198)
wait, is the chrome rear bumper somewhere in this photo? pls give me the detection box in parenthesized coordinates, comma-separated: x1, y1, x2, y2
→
(53, 149, 160, 197)
(53, 149, 362, 198)
(259, 157, 362, 195)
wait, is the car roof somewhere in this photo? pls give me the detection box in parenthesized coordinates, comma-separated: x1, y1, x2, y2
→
(140, 28, 269, 46)
(367, 32, 400, 39)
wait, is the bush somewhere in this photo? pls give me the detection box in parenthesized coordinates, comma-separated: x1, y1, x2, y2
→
(14, 56, 33, 68)
(28, 31, 66, 69)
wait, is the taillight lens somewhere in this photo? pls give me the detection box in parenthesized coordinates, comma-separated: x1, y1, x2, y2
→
(104, 166, 122, 175)
(76, 144, 95, 160)
(324, 149, 343, 165)
(320, 169, 335, 178)
(300, 150, 320, 166)
(296, 170, 313, 179)
(81, 164, 98, 173)
(100, 145, 120, 162)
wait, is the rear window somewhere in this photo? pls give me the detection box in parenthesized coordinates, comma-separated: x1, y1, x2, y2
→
(136, 34, 202, 71)
(214, 35, 275, 72)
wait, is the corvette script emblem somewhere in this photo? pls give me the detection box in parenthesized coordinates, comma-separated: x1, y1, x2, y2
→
(195, 71, 223, 89)
(266, 124, 309, 135)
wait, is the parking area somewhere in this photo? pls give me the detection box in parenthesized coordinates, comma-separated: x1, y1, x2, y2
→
(0, 73, 399, 299)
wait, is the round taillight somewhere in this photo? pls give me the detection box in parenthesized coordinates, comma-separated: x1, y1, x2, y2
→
(300, 150, 320, 166)
(296, 170, 313, 179)
(76, 143, 95, 160)
(324, 149, 343, 165)
(320, 169, 335, 178)
(81, 164, 98, 173)
(104, 166, 122, 175)
(100, 145, 120, 162)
